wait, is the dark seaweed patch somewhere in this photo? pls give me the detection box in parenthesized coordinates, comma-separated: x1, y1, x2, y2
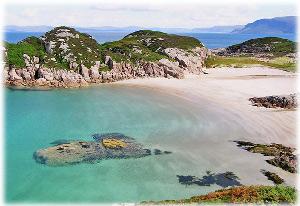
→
(177, 171, 242, 188)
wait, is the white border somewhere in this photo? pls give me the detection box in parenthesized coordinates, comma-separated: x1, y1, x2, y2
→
(0, 0, 299, 205)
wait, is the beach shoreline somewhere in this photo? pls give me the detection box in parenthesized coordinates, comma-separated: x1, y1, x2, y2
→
(116, 67, 298, 147)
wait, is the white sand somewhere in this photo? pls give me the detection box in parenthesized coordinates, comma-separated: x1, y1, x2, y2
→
(116, 67, 298, 147)
(115, 67, 298, 186)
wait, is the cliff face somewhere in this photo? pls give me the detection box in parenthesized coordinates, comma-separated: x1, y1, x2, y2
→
(4, 27, 209, 88)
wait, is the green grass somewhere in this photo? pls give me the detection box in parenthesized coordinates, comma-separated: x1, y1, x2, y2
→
(145, 185, 296, 204)
(100, 39, 169, 64)
(99, 65, 110, 72)
(100, 30, 203, 64)
(228, 37, 296, 56)
(125, 30, 203, 50)
(5, 37, 46, 68)
(205, 56, 297, 72)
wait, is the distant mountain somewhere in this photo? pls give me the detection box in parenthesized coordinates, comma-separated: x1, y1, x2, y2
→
(191, 25, 244, 33)
(232, 16, 296, 34)
(7, 17, 295, 35)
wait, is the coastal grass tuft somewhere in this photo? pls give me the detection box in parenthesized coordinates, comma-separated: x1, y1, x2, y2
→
(205, 56, 297, 72)
(145, 185, 296, 204)
(5, 37, 46, 68)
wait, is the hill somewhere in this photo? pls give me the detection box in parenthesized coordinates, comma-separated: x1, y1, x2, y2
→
(4, 27, 209, 88)
(100, 30, 204, 64)
(220, 37, 296, 56)
(232, 16, 296, 34)
(207, 37, 297, 72)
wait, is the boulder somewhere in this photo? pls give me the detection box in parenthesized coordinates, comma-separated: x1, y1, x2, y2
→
(104, 56, 113, 69)
(164, 47, 208, 74)
(8, 68, 22, 81)
(90, 67, 100, 80)
(79, 64, 90, 81)
(23, 54, 31, 67)
(159, 59, 184, 79)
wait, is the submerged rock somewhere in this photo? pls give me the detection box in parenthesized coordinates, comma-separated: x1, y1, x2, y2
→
(234, 140, 297, 173)
(177, 171, 242, 188)
(34, 133, 171, 166)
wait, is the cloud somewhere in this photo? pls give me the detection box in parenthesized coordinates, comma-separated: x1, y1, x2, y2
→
(90, 5, 160, 12)
(4, 2, 297, 28)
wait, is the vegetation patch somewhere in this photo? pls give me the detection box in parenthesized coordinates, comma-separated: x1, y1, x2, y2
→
(42, 26, 101, 70)
(145, 185, 296, 204)
(228, 37, 296, 56)
(5, 37, 46, 68)
(204, 55, 296, 72)
(102, 138, 127, 149)
(100, 30, 203, 64)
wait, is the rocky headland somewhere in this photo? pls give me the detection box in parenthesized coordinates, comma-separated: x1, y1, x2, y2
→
(4, 27, 209, 88)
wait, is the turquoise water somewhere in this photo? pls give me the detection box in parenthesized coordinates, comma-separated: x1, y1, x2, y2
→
(4, 31, 296, 48)
(5, 85, 288, 203)
(5, 86, 221, 203)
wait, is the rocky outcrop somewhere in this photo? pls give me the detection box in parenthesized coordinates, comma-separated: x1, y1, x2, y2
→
(33, 133, 171, 166)
(4, 54, 189, 88)
(234, 141, 297, 173)
(164, 47, 209, 74)
(260, 170, 284, 185)
(249, 93, 297, 109)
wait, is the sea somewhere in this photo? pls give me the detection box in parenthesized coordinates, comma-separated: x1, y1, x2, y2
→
(6, 85, 283, 203)
(4, 31, 297, 203)
(4, 31, 296, 49)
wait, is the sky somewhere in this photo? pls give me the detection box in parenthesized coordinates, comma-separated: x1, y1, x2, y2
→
(4, 0, 298, 28)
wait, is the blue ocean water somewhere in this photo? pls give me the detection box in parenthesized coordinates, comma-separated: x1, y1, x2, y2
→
(5, 85, 278, 203)
(4, 31, 296, 49)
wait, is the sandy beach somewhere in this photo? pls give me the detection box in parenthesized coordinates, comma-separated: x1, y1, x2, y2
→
(117, 67, 298, 147)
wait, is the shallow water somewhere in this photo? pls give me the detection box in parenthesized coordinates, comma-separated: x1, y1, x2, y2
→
(5, 85, 295, 203)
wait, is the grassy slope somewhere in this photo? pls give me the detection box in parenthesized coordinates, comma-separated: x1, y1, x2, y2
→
(206, 37, 297, 72)
(43, 26, 101, 70)
(100, 30, 203, 64)
(5, 37, 46, 68)
(146, 185, 296, 204)
(205, 56, 296, 72)
(228, 37, 296, 56)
